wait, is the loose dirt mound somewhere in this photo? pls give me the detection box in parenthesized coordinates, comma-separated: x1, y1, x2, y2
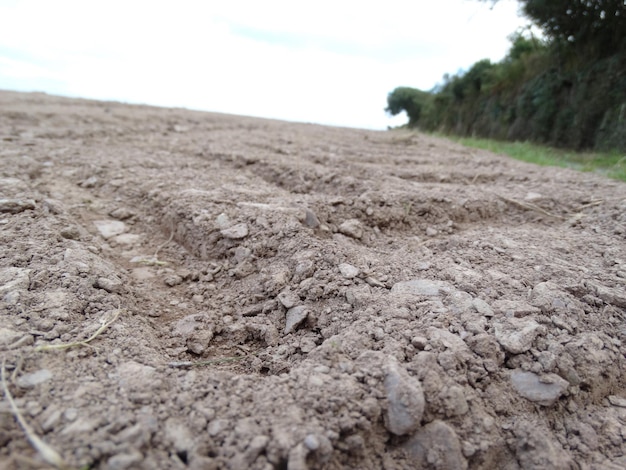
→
(1, 90, 625, 469)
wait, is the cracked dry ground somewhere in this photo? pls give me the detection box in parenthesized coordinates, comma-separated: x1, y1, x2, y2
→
(0, 90, 625, 470)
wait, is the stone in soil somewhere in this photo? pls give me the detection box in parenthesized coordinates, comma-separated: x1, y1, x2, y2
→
(383, 358, 425, 436)
(284, 306, 309, 334)
(510, 369, 569, 406)
(494, 317, 545, 354)
(93, 220, 127, 239)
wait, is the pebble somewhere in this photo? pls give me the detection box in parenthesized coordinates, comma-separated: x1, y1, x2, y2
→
(221, 223, 249, 239)
(164, 274, 183, 287)
(411, 336, 428, 350)
(186, 330, 214, 355)
(42, 408, 62, 432)
(345, 285, 372, 307)
(173, 314, 208, 336)
(510, 369, 569, 406)
(531, 281, 566, 311)
(304, 434, 320, 451)
(93, 220, 127, 239)
(608, 395, 626, 408)
(494, 317, 544, 354)
(94, 277, 123, 293)
(285, 306, 309, 334)
(365, 276, 385, 287)
(277, 288, 299, 309)
(109, 207, 135, 220)
(60, 226, 81, 240)
(303, 209, 320, 228)
(403, 420, 467, 470)
(215, 213, 230, 229)
(208, 419, 228, 436)
(471, 298, 494, 317)
(338, 219, 363, 239)
(64, 408, 78, 422)
(0, 198, 36, 213)
(383, 359, 425, 435)
(16, 369, 53, 388)
(339, 263, 360, 279)
(391, 279, 452, 297)
(80, 176, 98, 188)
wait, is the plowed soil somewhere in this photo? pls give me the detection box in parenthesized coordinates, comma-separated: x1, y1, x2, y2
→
(1, 90, 625, 469)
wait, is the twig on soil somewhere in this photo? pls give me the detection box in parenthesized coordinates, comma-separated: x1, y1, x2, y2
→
(496, 194, 565, 220)
(167, 356, 248, 368)
(35, 306, 121, 352)
(574, 199, 604, 211)
(1, 359, 68, 469)
(137, 229, 175, 266)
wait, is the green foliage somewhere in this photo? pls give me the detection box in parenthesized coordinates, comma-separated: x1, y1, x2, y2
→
(519, 0, 626, 56)
(387, 2, 626, 153)
(385, 87, 432, 126)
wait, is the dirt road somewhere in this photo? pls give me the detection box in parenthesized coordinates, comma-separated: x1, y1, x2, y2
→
(1, 90, 625, 469)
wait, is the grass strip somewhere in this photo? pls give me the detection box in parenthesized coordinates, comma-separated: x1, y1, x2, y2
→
(439, 134, 626, 182)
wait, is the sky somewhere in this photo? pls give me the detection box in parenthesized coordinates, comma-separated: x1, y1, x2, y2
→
(0, 0, 531, 129)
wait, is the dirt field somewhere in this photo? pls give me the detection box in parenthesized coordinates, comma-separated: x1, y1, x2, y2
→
(1, 90, 625, 469)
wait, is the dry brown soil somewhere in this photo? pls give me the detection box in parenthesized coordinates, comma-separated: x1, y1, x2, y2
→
(1, 90, 625, 469)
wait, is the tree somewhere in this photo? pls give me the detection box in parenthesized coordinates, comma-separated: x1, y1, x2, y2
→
(385, 87, 431, 126)
(505, 32, 545, 61)
(485, 0, 626, 56)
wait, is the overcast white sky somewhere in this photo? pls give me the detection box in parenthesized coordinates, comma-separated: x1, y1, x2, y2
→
(0, 0, 530, 129)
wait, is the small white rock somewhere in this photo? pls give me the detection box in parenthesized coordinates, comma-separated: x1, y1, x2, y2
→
(494, 317, 544, 354)
(608, 395, 626, 408)
(278, 289, 300, 309)
(339, 263, 360, 279)
(221, 223, 249, 239)
(94, 277, 123, 293)
(215, 213, 231, 229)
(338, 219, 363, 239)
(285, 306, 309, 334)
(17, 369, 53, 388)
(472, 298, 494, 317)
(94, 220, 127, 239)
(510, 370, 569, 406)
